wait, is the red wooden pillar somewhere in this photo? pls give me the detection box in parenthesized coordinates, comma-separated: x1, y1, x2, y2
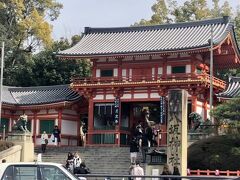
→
(33, 110, 38, 145)
(58, 109, 63, 130)
(191, 95, 197, 112)
(77, 115, 81, 146)
(88, 98, 94, 145)
(57, 108, 63, 145)
(203, 99, 208, 120)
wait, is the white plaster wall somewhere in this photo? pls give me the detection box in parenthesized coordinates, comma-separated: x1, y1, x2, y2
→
(63, 109, 78, 115)
(48, 109, 57, 114)
(186, 65, 191, 73)
(24, 110, 33, 115)
(207, 104, 210, 119)
(129, 69, 132, 80)
(167, 66, 171, 74)
(36, 119, 39, 135)
(158, 67, 163, 75)
(122, 69, 126, 77)
(96, 69, 100, 77)
(196, 101, 203, 107)
(121, 94, 132, 99)
(133, 93, 148, 99)
(196, 106, 204, 118)
(94, 95, 104, 100)
(61, 120, 77, 136)
(114, 68, 118, 77)
(106, 94, 114, 100)
(152, 68, 155, 78)
(38, 109, 47, 114)
(150, 93, 160, 98)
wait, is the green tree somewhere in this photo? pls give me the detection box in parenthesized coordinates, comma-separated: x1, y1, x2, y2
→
(0, 0, 62, 86)
(211, 98, 240, 123)
(30, 37, 91, 86)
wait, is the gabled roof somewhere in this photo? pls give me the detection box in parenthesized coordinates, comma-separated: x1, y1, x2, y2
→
(57, 16, 239, 58)
(2, 85, 81, 105)
(217, 76, 240, 99)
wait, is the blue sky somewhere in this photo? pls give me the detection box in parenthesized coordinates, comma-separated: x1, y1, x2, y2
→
(51, 0, 239, 40)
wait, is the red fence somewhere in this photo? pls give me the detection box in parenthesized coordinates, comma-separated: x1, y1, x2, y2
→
(189, 169, 240, 176)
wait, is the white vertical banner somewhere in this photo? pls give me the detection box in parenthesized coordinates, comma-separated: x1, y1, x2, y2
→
(167, 89, 188, 176)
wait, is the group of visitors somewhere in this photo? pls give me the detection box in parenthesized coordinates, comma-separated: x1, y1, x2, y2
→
(65, 152, 90, 175)
(40, 125, 61, 153)
(129, 118, 181, 180)
(130, 121, 155, 164)
(161, 164, 181, 180)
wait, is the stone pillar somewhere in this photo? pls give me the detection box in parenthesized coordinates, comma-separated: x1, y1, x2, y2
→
(167, 89, 188, 176)
(7, 133, 34, 162)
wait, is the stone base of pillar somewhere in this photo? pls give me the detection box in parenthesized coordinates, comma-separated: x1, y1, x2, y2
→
(7, 133, 34, 162)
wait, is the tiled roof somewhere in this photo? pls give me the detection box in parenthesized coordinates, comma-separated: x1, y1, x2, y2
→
(57, 16, 237, 57)
(217, 76, 240, 99)
(2, 85, 81, 105)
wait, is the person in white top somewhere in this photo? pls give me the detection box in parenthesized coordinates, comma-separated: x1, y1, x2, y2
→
(73, 152, 82, 173)
(41, 131, 48, 153)
(132, 161, 144, 180)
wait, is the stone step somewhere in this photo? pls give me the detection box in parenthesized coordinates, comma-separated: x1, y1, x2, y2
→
(36, 146, 164, 175)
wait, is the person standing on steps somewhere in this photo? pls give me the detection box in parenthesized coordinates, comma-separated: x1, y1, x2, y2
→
(40, 131, 48, 153)
(130, 136, 139, 164)
(139, 132, 149, 163)
(52, 125, 61, 146)
(161, 164, 172, 180)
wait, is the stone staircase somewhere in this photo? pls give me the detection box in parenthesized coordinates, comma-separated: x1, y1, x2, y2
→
(35, 146, 134, 175)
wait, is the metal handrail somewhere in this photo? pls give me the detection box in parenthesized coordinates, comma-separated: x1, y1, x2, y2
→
(75, 174, 237, 179)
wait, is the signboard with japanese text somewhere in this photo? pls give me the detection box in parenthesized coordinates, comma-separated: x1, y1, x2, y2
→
(160, 96, 166, 124)
(114, 98, 120, 124)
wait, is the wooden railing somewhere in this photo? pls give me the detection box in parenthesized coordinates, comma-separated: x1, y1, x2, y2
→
(189, 169, 240, 176)
(71, 73, 226, 89)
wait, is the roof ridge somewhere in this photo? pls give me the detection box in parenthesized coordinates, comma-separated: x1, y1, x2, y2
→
(85, 16, 231, 34)
(8, 84, 70, 92)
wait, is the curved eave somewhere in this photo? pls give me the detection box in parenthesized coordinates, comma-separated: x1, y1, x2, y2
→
(57, 46, 213, 60)
(1, 99, 80, 110)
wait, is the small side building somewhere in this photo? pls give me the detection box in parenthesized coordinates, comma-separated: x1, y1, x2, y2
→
(1, 85, 87, 146)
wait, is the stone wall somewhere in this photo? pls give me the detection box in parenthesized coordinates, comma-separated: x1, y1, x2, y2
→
(0, 145, 22, 163)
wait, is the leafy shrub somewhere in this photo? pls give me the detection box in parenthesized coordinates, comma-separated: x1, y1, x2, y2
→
(188, 135, 240, 170)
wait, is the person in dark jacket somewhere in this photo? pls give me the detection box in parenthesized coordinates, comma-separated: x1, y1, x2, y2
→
(172, 166, 181, 180)
(161, 164, 172, 180)
(130, 136, 139, 164)
(139, 133, 149, 163)
(52, 125, 61, 146)
(74, 161, 90, 174)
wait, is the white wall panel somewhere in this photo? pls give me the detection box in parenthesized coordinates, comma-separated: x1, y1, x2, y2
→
(114, 68, 118, 77)
(61, 120, 77, 135)
(93, 95, 104, 100)
(63, 109, 78, 115)
(48, 109, 57, 114)
(96, 69, 100, 77)
(106, 94, 114, 100)
(196, 106, 204, 117)
(134, 93, 148, 99)
(167, 66, 171, 74)
(186, 65, 191, 73)
(121, 94, 132, 99)
(150, 93, 160, 98)
(158, 67, 163, 75)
